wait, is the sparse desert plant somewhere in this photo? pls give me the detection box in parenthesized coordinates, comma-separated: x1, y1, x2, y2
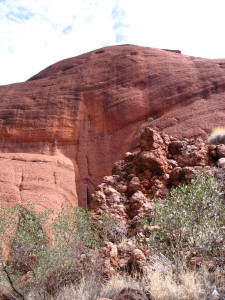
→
(32, 205, 106, 297)
(56, 272, 141, 300)
(53, 205, 101, 251)
(0, 205, 106, 299)
(0, 205, 50, 299)
(207, 127, 225, 144)
(0, 204, 123, 299)
(100, 273, 141, 299)
(140, 170, 225, 261)
(55, 274, 103, 300)
(147, 116, 154, 122)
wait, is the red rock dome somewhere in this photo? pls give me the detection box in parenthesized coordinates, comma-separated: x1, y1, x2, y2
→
(1, 45, 225, 206)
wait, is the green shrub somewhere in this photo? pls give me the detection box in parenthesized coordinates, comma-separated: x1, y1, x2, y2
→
(0, 205, 50, 299)
(53, 205, 101, 251)
(147, 117, 154, 122)
(140, 170, 225, 261)
(0, 204, 120, 298)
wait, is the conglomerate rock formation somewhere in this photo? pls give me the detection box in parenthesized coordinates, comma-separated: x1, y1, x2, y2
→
(90, 127, 218, 221)
(89, 127, 225, 276)
(1, 45, 225, 206)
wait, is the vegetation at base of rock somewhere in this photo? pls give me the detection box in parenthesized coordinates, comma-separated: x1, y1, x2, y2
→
(139, 170, 225, 261)
(0, 205, 118, 299)
(56, 263, 225, 300)
(0, 171, 225, 299)
(0, 205, 50, 299)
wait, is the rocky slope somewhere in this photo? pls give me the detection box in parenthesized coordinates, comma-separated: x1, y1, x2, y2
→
(90, 126, 217, 221)
(1, 45, 225, 206)
(90, 127, 225, 277)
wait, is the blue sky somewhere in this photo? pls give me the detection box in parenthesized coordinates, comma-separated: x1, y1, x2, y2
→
(1, 0, 225, 85)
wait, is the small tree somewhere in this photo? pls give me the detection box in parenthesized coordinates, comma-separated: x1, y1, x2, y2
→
(0, 205, 49, 299)
(140, 171, 225, 261)
(0, 205, 112, 298)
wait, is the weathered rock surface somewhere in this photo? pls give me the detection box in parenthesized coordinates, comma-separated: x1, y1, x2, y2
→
(0, 153, 77, 212)
(90, 127, 225, 277)
(90, 127, 223, 236)
(1, 45, 225, 206)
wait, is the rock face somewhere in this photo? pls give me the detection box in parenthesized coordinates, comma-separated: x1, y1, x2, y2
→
(1, 45, 225, 206)
(0, 153, 77, 212)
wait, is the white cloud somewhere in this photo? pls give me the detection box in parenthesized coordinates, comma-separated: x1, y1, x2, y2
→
(120, 0, 225, 58)
(0, 0, 124, 84)
(0, 0, 225, 85)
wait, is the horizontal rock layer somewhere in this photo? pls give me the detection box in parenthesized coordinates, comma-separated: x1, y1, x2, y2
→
(1, 45, 225, 206)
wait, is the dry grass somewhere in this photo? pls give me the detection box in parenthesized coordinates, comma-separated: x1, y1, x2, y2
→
(99, 273, 140, 299)
(51, 255, 225, 300)
(142, 254, 225, 300)
(146, 267, 204, 300)
(144, 256, 225, 300)
(55, 273, 139, 300)
(54, 271, 102, 300)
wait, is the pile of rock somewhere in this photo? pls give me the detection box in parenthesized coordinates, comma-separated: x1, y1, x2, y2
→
(90, 127, 225, 276)
(90, 127, 222, 221)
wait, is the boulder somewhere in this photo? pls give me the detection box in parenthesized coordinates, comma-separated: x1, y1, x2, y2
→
(217, 157, 225, 168)
(168, 140, 188, 155)
(130, 249, 146, 263)
(140, 127, 164, 151)
(134, 151, 167, 175)
(216, 144, 225, 158)
(113, 287, 149, 300)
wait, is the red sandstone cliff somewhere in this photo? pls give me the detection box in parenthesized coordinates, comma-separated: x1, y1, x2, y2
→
(1, 45, 225, 206)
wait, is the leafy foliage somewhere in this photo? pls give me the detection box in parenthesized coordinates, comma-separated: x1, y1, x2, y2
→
(0, 205, 50, 299)
(140, 171, 225, 261)
(0, 204, 120, 299)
